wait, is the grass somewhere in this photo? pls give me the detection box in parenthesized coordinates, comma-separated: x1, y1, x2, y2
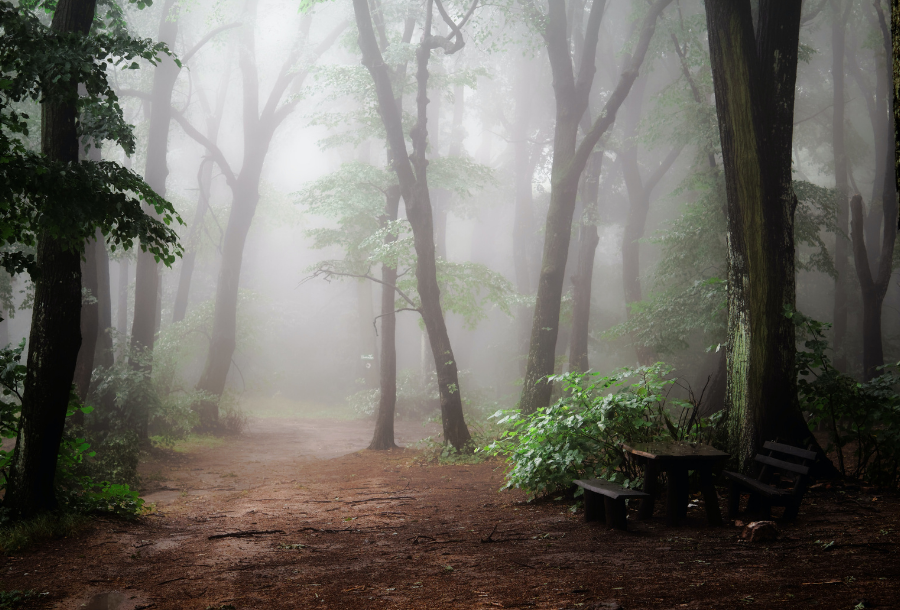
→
(239, 395, 356, 420)
(152, 434, 227, 453)
(0, 512, 88, 555)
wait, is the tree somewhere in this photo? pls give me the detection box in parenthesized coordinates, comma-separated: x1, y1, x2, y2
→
(705, 0, 824, 470)
(0, 0, 182, 515)
(174, 0, 346, 428)
(353, 0, 480, 449)
(519, 0, 672, 415)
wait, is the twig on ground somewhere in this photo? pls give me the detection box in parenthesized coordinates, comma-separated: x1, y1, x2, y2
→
(208, 529, 286, 540)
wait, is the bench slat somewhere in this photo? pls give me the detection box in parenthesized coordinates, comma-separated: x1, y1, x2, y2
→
(754, 453, 810, 476)
(724, 471, 793, 498)
(762, 441, 816, 461)
(574, 479, 650, 500)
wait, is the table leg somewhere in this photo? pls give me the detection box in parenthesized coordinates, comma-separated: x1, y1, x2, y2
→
(638, 460, 658, 520)
(700, 467, 722, 526)
(665, 465, 681, 526)
(676, 468, 690, 520)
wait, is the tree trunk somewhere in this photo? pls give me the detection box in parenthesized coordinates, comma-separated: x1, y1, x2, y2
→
(353, 0, 474, 449)
(4, 0, 96, 517)
(706, 0, 822, 471)
(369, 187, 401, 451)
(831, 0, 850, 372)
(73, 236, 99, 406)
(94, 230, 114, 370)
(172, 66, 231, 323)
(520, 0, 670, 414)
(893, 0, 900, 218)
(116, 258, 129, 337)
(568, 151, 602, 373)
(357, 279, 379, 387)
(129, 0, 180, 438)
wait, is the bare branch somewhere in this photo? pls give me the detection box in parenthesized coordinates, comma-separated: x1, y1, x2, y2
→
(304, 264, 419, 310)
(170, 109, 237, 187)
(182, 22, 241, 64)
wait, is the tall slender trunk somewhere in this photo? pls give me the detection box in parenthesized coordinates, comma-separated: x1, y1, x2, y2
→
(893, 0, 900, 217)
(568, 151, 602, 372)
(357, 280, 379, 387)
(94, 230, 113, 369)
(129, 0, 180, 438)
(116, 258, 129, 337)
(172, 67, 231, 323)
(369, 186, 401, 450)
(706, 0, 823, 471)
(521, 0, 670, 414)
(73, 236, 99, 405)
(5, 0, 97, 517)
(832, 0, 850, 371)
(512, 56, 539, 367)
(354, 0, 475, 448)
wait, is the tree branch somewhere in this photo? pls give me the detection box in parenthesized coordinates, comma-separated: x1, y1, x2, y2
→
(570, 0, 673, 178)
(372, 308, 420, 335)
(182, 22, 241, 64)
(644, 144, 684, 195)
(305, 265, 419, 310)
(170, 109, 237, 187)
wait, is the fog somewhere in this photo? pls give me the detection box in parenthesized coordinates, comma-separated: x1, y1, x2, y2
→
(7, 0, 898, 437)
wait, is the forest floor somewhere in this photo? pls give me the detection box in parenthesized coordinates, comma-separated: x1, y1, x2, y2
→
(3, 412, 899, 610)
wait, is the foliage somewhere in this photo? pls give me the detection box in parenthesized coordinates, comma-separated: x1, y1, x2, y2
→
(484, 364, 722, 499)
(0, 511, 87, 554)
(0, 589, 38, 608)
(791, 308, 900, 488)
(0, 340, 144, 518)
(0, 0, 183, 275)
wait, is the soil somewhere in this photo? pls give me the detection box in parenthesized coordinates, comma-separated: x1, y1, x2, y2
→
(3, 416, 898, 610)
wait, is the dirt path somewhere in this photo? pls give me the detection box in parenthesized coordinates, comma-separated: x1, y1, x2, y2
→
(4, 417, 899, 610)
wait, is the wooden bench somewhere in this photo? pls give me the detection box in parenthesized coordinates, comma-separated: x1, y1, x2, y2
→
(723, 441, 816, 521)
(574, 478, 650, 531)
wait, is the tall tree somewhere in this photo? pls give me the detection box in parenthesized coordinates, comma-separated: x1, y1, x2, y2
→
(519, 0, 672, 414)
(831, 0, 851, 371)
(177, 2, 346, 427)
(705, 0, 822, 469)
(851, 4, 898, 381)
(1, 0, 182, 515)
(353, 0, 477, 449)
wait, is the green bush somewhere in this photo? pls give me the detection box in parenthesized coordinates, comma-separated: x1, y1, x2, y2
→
(485, 363, 721, 499)
(0, 341, 144, 520)
(792, 309, 900, 488)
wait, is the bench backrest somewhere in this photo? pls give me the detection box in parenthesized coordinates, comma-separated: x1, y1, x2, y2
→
(754, 440, 815, 494)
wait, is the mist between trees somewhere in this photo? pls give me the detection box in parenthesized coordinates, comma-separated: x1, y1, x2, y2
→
(2, 0, 900, 518)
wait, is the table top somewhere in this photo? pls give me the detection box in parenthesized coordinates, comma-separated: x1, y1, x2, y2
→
(622, 440, 729, 461)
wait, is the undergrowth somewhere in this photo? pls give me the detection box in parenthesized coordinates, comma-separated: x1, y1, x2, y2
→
(0, 512, 88, 554)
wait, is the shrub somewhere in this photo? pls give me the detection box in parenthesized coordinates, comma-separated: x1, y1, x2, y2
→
(792, 309, 900, 488)
(485, 363, 720, 499)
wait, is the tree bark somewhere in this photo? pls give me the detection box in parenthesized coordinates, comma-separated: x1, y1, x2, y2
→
(5, 0, 97, 517)
(520, 0, 671, 414)
(706, 0, 822, 471)
(894, 0, 900, 221)
(831, 0, 850, 371)
(94, 229, 113, 370)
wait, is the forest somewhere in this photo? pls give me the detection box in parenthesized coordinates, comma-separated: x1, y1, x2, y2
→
(0, 0, 899, 608)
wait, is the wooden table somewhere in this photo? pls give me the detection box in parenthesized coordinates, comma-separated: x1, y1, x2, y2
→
(622, 441, 729, 526)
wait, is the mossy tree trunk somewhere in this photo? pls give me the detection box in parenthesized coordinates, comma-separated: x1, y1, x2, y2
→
(706, 0, 823, 471)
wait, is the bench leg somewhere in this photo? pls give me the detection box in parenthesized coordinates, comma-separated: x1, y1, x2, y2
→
(700, 467, 723, 526)
(638, 461, 658, 520)
(727, 482, 741, 519)
(604, 497, 628, 531)
(583, 489, 606, 523)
